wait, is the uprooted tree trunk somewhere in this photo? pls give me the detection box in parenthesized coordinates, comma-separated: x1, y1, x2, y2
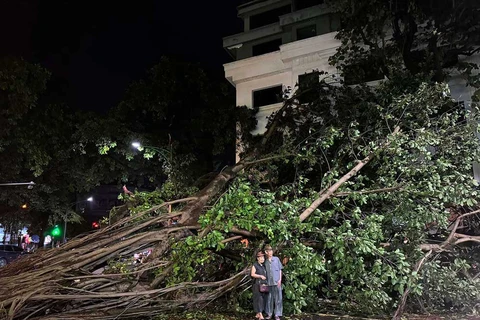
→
(0, 148, 266, 320)
(0, 102, 287, 320)
(0, 114, 401, 320)
(0, 182, 251, 320)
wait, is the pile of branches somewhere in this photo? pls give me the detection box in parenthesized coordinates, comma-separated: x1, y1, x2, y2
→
(1, 86, 479, 319)
(0, 103, 281, 319)
(0, 209, 248, 318)
(0, 167, 251, 320)
(0, 105, 401, 320)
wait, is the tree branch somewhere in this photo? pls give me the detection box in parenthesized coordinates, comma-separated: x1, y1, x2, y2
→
(215, 249, 243, 262)
(419, 209, 480, 252)
(220, 236, 243, 244)
(332, 185, 402, 197)
(299, 127, 400, 222)
(446, 209, 480, 244)
(392, 250, 433, 320)
(455, 237, 480, 245)
(243, 154, 293, 166)
(229, 227, 261, 238)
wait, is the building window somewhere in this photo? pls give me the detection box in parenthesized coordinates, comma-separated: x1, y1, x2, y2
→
(252, 38, 282, 56)
(253, 85, 283, 108)
(294, 0, 324, 11)
(296, 24, 317, 40)
(330, 13, 341, 32)
(298, 71, 319, 89)
(298, 71, 319, 103)
(343, 61, 384, 85)
(250, 5, 291, 29)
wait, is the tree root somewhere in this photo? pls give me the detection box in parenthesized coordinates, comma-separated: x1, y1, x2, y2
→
(0, 162, 252, 319)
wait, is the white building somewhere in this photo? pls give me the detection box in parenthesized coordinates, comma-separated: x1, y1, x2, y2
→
(222, 0, 479, 138)
(223, 0, 341, 135)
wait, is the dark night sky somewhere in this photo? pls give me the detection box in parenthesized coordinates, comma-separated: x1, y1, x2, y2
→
(0, 0, 244, 112)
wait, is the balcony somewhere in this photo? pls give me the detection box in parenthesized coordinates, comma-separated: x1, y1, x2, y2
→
(224, 31, 339, 85)
(223, 23, 283, 50)
(279, 3, 331, 26)
(280, 30, 338, 61)
(237, 0, 290, 17)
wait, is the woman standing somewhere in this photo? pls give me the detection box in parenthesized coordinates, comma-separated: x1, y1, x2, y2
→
(251, 251, 268, 319)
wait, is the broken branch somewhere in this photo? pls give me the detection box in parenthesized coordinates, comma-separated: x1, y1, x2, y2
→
(299, 127, 400, 222)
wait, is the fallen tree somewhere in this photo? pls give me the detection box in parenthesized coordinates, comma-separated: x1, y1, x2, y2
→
(1, 77, 480, 319)
(2, 1, 480, 319)
(0, 201, 247, 319)
(0, 85, 403, 318)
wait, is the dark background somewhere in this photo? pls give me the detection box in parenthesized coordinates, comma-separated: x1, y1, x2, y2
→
(0, 0, 244, 112)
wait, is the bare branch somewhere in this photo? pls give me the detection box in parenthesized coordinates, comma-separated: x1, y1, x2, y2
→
(221, 236, 243, 244)
(392, 250, 433, 320)
(446, 209, 480, 244)
(419, 209, 480, 252)
(229, 227, 261, 238)
(332, 185, 402, 197)
(299, 127, 400, 222)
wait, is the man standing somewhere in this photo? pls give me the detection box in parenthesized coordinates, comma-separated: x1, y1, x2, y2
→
(264, 244, 283, 320)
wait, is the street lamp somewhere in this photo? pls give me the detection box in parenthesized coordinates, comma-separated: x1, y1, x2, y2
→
(63, 197, 93, 243)
(131, 142, 141, 149)
(131, 142, 171, 163)
(131, 142, 168, 153)
(0, 181, 35, 189)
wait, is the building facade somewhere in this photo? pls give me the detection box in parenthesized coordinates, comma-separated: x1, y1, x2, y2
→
(223, 0, 340, 135)
(223, 0, 479, 135)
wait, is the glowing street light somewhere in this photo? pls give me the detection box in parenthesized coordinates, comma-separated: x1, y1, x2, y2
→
(131, 141, 171, 162)
(21, 204, 28, 209)
(63, 197, 94, 243)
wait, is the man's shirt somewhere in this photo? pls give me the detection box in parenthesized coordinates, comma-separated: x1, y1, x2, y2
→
(265, 256, 283, 285)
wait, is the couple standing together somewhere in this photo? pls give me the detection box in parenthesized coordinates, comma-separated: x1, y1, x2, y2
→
(251, 245, 283, 320)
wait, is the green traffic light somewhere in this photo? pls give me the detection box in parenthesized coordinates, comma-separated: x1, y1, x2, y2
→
(51, 225, 61, 237)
